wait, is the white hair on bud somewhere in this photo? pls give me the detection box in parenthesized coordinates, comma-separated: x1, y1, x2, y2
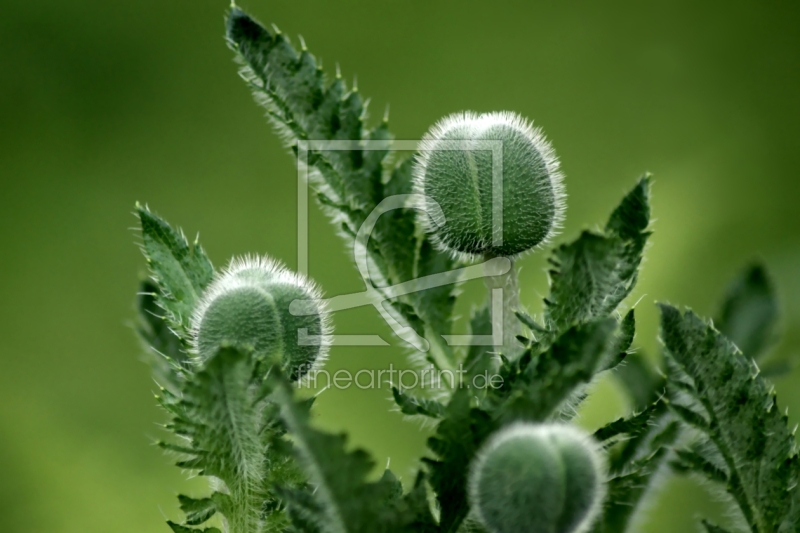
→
(469, 422, 606, 533)
(412, 110, 566, 260)
(189, 254, 332, 372)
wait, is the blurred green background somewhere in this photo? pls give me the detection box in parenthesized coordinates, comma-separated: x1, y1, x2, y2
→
(2, 0, 799, 531)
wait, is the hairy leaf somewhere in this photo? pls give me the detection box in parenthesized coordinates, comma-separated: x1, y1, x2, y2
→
(495, 318, 617, 422)
(592, 417, 678, 533)
(593, 400, 661, 445)
(424, 389, 495, 533)
(136, 278, 188, 389)
(716, 263, 778, 360)
(167, 522, 222, 533)
(660, 304, 799, 532)
(137, 204, 213, 335)
(177, 494, 219, 526)
(544, 176, 650, 333)
(158, 347, 300, 532)
(226, 7, 458, 363)
(273, 377, 411, 533)
(392, 386, 445, 418)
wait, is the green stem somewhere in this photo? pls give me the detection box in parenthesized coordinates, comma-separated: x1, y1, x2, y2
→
(484, 256, 521, 358)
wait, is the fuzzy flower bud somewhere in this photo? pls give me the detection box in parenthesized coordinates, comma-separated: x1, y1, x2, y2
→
(190, 255, 330, 380)
(469, 423, 605, 533)
(413, 111, 565, 258)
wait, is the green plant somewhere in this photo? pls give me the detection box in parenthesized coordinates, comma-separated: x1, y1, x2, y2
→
(468, 423, 604, 533)
(132, 5, 799, 533)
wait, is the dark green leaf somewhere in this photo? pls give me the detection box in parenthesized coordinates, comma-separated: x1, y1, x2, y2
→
(410, 237, 458, 340)
(544, 177, 650, 333)
(373, 158, 418, 285)
(401, 473, 440, 533)
(671, 449, 728, 484)
(592, 416, 678, 533)
(425, 389, 495, 533)
(392, 386, 445, 418)
(591, 452, 664, 533)
(717, 263, 779, 360)
(593, 400, 661, 444)
(660, 304, 799, 532)
(515, 310, 547, 333)
(226, 8, 372, 214)
(273, 376, 409, 533)
(495, 318, 617, 422)
(227, 7, 459, 363)
(602, 308, 637, 372)
(167, 522, 221, 533)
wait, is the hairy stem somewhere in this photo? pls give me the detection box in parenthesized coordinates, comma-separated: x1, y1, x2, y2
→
(484, 256, 521, 358)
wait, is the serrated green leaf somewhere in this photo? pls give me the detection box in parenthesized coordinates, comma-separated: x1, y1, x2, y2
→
(400, 473, 440, 533)
(373, 158, 417, 285)
(602, 308, 637, 372)
(495, 318, 618, 422)
(137, 205, 213, 334)
(617, 309, 636, 355)
(671, 449, 728, 484)
(227, 7, 459, 364)
(592, 416, 678, 533)
(226, 8, 372, 215)
(167, 521, 222, 533)
(272, 376, 409, 533)
(392, 386, 445, 418)
(591, 452, 664, 533)
(605, 175, 651, 240)
(177, 494, 219, 526)
(424, 389, 495, 533)
(544, 177, 650, 333)
(412, 237, 458, 336)
(593, 400, 660, 444)
(515, 310, 547, 333)
(717, 263, 779, 360)
(277, 485, 325, 533)
(161, 346, 300, 533)
(660, 304, 799, 532)
(136, 278, 187, 388)
(668, 402, 710, 432)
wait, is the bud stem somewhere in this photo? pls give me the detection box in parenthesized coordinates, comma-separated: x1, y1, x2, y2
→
(484, 256, 522, 358)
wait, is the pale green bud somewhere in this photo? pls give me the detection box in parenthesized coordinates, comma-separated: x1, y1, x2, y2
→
(469, 423, 605, 533)
(190, 255, 330, 380)
(413, 111, 565, 258)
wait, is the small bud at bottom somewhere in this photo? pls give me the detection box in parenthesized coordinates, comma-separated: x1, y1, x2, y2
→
(469, 423, 605, 533)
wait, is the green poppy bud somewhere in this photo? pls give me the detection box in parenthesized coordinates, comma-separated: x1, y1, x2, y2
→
(413, 111, 565, 258)
(469, 423, 605, 533)
(191, 255, 330, 380)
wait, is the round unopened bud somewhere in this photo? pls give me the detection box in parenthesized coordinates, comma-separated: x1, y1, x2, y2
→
(469, 423, 605, 533)
(413, 111, 565, 258)
(190, 255, 330, 380)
